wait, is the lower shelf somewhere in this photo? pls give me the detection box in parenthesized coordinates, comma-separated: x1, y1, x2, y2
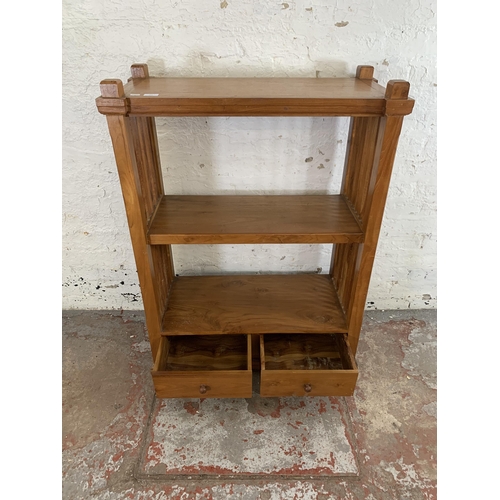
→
(151, 333, 358, 398)
(162, 274, 348, 335)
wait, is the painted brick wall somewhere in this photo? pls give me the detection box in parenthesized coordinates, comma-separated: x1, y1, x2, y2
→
(62, 0, 437, 310)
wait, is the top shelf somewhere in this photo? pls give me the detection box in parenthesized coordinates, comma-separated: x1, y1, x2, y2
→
(124, 77, 387, 117)
(97, 66, 414, 117)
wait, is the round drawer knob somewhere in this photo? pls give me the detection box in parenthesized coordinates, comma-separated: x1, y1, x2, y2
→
(199, 384, 208, 394)
(304, 384, 312, 393)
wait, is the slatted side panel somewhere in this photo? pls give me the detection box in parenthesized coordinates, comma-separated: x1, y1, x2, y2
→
(345, 116, 405, 352)
(129, 117, 165, 223)
(331, 242, 360, 317)
(331, 117, 380, 318)
(342, 117, 381, 224)
(331, 112, 406, 353)
(150, 245, 174, 317)
(129, 116, 174, 322)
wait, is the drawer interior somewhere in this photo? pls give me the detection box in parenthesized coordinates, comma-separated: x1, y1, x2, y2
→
(262, 333, 356, 371)
(155, 335, 251, 372)
(259, 333, 358, 397)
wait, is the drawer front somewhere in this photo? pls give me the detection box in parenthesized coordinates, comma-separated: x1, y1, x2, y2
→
(260, 370, 357, 397)
(152, 370, 252, 398)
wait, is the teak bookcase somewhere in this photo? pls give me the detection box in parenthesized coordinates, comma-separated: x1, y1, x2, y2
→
(96, 63, 414, 399)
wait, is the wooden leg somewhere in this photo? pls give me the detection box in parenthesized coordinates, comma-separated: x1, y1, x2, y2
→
(332, 114, 405, 354)
(103, 66, 175, 361)
(105, 114, 166, 359)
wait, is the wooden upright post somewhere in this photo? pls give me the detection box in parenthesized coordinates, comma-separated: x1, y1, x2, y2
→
(331, 66, 413, 353)
(97, 69, 173, 360)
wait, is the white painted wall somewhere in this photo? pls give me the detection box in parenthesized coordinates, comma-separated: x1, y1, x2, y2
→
(62, 0, 436, 310)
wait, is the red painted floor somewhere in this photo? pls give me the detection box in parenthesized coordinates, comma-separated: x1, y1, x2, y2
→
(141, 396, 358, 477)
(62, 310, 436, 499)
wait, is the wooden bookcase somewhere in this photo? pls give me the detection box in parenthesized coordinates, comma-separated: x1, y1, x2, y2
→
(96, 63, 414, 399)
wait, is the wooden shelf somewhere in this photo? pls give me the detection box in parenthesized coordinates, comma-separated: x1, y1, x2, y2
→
(95, 76, 413, 117)
(97, 63, 415, 398)
(161, 274, 348, 335)
(148, 195, 364, 244)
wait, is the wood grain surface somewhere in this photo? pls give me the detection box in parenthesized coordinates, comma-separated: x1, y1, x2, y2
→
(260, 369, 357, 397)
(162, 335, 249, 371)
(152, 335, 252, 398)
(148, 195, 364, 244)
(127, 114, 174, 338)
(152, 371, 253, 398)
(162, 274, 348, 335)
(263, 334, 344, 370)
(330, 75, 414, 354)
(119, 77, 395, 116)
(98, 64, 415, 398)
(124, 77, 385, 99)
(105, 112, 165, 360)
(342, 115, 406, 353)
(260, 334, 358, 397)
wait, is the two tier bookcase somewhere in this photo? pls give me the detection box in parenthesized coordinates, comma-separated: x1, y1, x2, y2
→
(96, 63, 414, 399)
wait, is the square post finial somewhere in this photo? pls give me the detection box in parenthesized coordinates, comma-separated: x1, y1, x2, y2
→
(131, 64, 149, 79)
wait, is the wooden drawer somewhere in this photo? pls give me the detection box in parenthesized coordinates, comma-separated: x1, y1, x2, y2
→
(260, 334, 358, 397)
(152, 335, 252, 398)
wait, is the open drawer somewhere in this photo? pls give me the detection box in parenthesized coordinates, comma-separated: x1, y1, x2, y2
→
(152, 334, 252, 398)
(260, 334, 358, 397)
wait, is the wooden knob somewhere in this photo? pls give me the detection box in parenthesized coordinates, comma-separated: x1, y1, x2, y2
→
(304, 384, 312, 393)
(199, 384, 208, 394)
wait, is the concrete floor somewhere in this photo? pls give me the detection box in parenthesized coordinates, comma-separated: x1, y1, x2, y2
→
(62, 309, 436, 499)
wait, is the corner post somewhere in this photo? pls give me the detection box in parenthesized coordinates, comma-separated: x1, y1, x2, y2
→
(331, 68, 413, 354)
(127, 64, 175, 339)
(356, 65, 374, 80)
(130, 63, 149, 79)
(98, 77, 164, 360)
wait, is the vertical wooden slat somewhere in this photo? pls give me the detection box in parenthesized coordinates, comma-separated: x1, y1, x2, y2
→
(342, 117, 381, 224)
(331, 115, 380, 318)
(129, 115, 174, 320)
(150, 245, 174, 320)
(129, 117, 164, 222)
(331, 242, 360, 317)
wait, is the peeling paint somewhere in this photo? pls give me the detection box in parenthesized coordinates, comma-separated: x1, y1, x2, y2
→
(63, 310, 436, 499)
(141, 397, 358, 476)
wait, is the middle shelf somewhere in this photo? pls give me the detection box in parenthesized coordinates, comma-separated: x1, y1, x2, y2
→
(148, 194, 364, 244)
(161, 274, 348, 335)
